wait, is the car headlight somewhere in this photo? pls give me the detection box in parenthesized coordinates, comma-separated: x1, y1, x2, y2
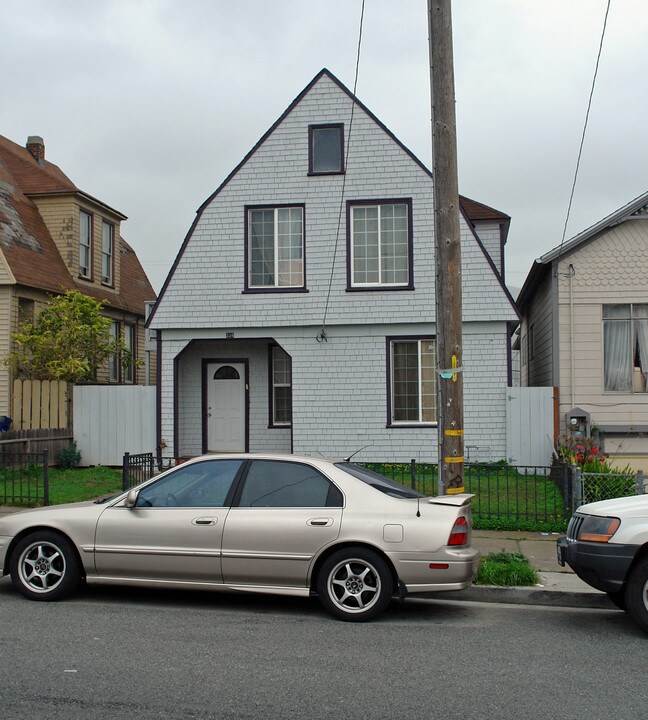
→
(578, 515, 621, 543)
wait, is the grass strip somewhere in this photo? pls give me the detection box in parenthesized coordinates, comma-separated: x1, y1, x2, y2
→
(475, 551, 540, 587)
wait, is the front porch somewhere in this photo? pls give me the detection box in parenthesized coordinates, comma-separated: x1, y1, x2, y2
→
(172, 339, 292, 458)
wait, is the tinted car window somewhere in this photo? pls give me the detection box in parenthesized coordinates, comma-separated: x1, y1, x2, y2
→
(136, 460, 242, 507)
(238, 460, 342, 508)
(335, 463, 424, 498)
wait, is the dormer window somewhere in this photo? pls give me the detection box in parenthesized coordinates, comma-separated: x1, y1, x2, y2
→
(79, 210, 92, 279)
(309, 124, 344, 175)
(102, 221, 114, 285)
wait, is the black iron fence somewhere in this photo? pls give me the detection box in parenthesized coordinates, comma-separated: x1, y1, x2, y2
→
(0, 450, 49, 506)
(119, 454, 647, 531)
(122, 452, 179, 490)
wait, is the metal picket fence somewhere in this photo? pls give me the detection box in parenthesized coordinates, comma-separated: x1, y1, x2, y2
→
(0, 450, 49, 505)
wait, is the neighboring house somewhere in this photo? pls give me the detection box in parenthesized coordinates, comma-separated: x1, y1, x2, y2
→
(0, 133, 157, 421)
(516, 190, 648, 468)
(148, 69, 519, 463)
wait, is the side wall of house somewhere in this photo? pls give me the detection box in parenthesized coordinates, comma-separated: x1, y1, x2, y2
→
(525, 270, 554, 387)
(556, 218, 648, 437)
(0, 286, 13, 415)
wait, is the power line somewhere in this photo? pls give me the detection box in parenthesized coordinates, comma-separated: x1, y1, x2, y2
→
(318, 0, 366, 342)
(557, 0, 611, 260)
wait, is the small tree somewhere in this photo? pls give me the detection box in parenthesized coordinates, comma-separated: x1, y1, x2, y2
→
(5, 290, 133, 383)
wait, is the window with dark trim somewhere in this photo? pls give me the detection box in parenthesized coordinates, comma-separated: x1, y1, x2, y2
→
(348, 200, 413, 289)
(270, 345, 292, 426)
(246, 205, 305, 291)
(388, 338, 437, 425)
(80, 210, 92, 279)
(309, 124, 344, 175)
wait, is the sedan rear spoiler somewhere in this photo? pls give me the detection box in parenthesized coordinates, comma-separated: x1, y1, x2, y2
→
(427, 493, 475, 507)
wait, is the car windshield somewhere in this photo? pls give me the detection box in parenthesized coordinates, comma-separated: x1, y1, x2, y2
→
(335, 463, 424, 498)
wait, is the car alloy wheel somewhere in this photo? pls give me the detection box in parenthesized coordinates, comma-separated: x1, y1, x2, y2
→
(317, 547, 393, 622)
(10, 531, 82, 601)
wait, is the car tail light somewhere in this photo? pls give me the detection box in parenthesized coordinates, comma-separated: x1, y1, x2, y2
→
(448, 516, 468, 546)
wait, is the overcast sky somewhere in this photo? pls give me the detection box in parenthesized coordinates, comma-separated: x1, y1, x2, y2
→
(2, 0, 647, 293)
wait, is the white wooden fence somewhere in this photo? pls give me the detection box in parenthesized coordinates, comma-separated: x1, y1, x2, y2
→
(73, 385, 155, 466)
(506, 386, 557, 467)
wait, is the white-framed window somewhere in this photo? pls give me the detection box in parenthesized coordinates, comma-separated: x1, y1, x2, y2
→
(349, 201, 411, 288)
(108, 321, 120, 382)
(102, 221, 114, 285)
(389, 338, 437, 424)
(309, 124, 344, 174)
(271, 346, 292, 426)
(79, 210, 92, 278)
(247, 206, 304, 289)
(603, 304, 648, 393)
(123, 324, 135, 383)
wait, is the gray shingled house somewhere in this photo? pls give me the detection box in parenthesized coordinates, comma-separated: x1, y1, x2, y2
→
(148, 69, 518, 463)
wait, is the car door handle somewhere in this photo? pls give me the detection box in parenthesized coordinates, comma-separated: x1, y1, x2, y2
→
(307, 518, 333, 527)
(192, 517, 217, 526)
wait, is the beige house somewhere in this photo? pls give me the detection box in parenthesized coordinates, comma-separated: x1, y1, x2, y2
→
(517, 191, 648, 469)
(0, 134, 156, 425)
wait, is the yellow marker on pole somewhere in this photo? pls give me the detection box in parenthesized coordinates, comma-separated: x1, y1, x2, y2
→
(451, 354, 457, 382)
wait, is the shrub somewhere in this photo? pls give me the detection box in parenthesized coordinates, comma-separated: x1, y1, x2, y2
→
(58, 442, 81, 469)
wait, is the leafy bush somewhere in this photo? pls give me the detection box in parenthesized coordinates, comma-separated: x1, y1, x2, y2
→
(475, 551, 540, 587)
(58, 442, 81, 469)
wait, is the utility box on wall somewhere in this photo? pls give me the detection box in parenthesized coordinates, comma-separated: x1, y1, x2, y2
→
(566, 407, 590, 438)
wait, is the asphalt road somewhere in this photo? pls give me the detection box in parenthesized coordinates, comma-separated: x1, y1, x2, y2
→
(0, 577, 646, 720)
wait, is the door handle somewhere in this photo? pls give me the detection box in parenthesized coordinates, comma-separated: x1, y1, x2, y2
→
(307, 518, 333, 527)
(192, 517, 217, 526)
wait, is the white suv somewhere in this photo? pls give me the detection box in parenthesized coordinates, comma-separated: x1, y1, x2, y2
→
(557, 494, 648, 634)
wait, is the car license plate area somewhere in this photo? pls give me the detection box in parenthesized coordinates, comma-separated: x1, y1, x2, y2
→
(556, 543, 565, 567)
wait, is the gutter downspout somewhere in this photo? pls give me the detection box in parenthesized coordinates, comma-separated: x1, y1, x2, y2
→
(569, 263, 575, 408)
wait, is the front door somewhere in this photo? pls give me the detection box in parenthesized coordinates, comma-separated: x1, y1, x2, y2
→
(206, 362, 246, 452)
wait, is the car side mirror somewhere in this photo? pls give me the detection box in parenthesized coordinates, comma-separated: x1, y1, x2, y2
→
(124, 489, 139, 508)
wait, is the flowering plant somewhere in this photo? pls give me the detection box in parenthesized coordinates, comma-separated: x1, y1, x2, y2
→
(555, 435, 610, 472)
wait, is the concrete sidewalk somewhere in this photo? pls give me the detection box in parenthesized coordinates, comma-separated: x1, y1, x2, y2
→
(449, 529, 615, 610)
(0, 506, 613, 610)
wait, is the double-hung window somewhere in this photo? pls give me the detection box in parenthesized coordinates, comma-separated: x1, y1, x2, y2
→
(271, 346, 292, 426)
(102, 221, 114, 285)
(108, 321, 120, 382)
(123, 324, 135, 383)
(247, 206, 304, 290)
(603, 304, 648, 393)
(389, 338, 437, 425)
(80, 210, 92, 279)
(349, 200, 412, 288)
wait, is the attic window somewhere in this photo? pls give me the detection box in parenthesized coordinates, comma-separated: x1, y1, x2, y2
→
(79, 210, 92, 279)
(309, 124, 344, 175)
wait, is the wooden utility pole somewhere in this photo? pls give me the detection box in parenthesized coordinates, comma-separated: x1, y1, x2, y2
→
(428, 0, 464, 494)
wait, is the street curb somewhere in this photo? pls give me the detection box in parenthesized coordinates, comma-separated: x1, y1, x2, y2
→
(428, 585, 615, 610)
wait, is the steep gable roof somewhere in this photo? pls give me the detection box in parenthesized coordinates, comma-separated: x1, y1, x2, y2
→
(0, 133, 154, 311)
(151, 68, 517, 322)
(517, 190, 648, 311)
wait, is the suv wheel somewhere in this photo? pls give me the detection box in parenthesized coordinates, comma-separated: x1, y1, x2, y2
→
(625, 556, 648, 634)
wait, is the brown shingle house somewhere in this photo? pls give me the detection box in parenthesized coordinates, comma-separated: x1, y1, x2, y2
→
(0, 134, 156, 420)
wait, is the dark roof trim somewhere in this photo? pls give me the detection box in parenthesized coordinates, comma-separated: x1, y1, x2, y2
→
(458, 203, 520, 321)
(25, 189, 127, 221)
(517, 189, 648, 313)
(149, 68, 517, 324)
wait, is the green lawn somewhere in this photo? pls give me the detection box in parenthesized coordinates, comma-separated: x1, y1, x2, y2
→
(362, 462, 569, 533)
(0, 465, 123, 507)
(47, 466, 123, 504)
